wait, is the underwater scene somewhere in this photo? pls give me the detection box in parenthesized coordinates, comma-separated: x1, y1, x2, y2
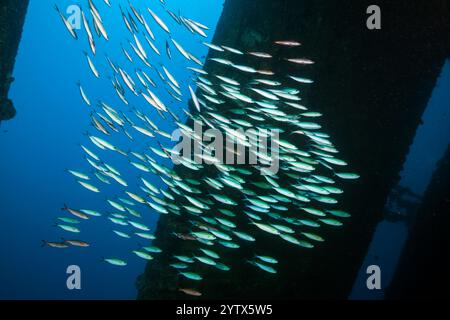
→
(0, 0, 449, 304)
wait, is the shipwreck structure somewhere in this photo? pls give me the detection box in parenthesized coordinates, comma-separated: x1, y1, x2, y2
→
(385, 145, 450, 299)
(137, 0, 449, 299)
(0, 0, 29, 121)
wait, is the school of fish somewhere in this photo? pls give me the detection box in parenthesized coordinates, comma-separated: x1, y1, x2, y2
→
(47, 0, 360, 297)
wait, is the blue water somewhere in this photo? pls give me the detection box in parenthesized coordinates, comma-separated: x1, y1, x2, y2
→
(0, 0, 224, 299)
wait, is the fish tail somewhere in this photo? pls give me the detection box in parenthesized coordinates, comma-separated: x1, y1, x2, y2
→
(41, 240, 47, 247)
(61, 204, 68, 211)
